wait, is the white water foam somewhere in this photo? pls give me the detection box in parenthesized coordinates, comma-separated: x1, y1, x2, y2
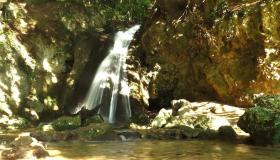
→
(83, 25, 140, 123)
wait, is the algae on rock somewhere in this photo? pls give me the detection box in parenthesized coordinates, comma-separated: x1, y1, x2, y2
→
(238, 95, 280, 145)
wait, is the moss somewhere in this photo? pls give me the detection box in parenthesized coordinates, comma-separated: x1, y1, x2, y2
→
(198, 129, 219, 140)
(83, 115, 104, 126)
(254, 95, 280, 110)
(238, 95, 280, 145)
(193, 115, 210, 130)
(181, 126, 203, 139)
(52, 116, 81, 131)
(10, 117, 32, 129)
(77, 123, 112, 139)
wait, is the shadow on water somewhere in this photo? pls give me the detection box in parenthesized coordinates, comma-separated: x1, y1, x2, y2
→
(47, 140, 280, 160)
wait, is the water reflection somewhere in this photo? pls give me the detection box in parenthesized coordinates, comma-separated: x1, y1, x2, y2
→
(47, 140, 280, 160)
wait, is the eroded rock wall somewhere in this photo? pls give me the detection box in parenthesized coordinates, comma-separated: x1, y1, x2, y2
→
(0, 0, 153, 122)
(128, 0, 280, 109)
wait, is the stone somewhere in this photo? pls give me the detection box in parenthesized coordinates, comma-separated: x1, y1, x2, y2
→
(30, 130, 78, 142)
(218, 126, 237, 141)
(151, 108, 172, 128)
(0, 116, 32, 130)
(140, 99, 245, 140)
(82, 114, 104, 126)
(52, 116, 81, 131)
(128, 0, 280, 108)
(238, 95, 280, 145)
(32, 146, 49, 159)
(2, 135, 49, 159)
(171, 99, 192, 116)
(210, 116, 231, 130)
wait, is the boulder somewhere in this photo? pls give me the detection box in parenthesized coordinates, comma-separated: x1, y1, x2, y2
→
(1, 135, 49, 159)
(137, 99, 245, 140)
(151, 108, 172, 128)
(238, 95, 280, 145)
(218, 126, 237, 141)
(52, 116, 81, 131)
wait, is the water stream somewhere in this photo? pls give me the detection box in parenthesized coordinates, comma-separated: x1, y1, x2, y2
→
(82, 25, 140, 123)
(46, 140, 280, 160)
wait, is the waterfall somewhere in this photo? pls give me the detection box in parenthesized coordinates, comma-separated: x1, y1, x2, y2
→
(82, 25, 140, 123)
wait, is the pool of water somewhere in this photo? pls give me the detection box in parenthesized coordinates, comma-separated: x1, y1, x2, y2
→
(46, 140, 280, 160)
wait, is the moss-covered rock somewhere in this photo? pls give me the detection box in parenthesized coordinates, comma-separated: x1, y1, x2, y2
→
(0, 115, 32, 130)
(31, 122, 111, 142)
(218, 126, 237, 141)
(52, 116, 81, 131)
(78, 123, 112, 140)
(238, 95, 280, 145)
(82, 114, 104, 126)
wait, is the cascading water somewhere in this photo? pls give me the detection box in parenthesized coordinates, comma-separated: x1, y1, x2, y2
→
(82, 25, 140, 123)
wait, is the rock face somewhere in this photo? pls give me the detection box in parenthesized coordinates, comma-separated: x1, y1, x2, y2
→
(0, 1, 151, 122)
(238, 95, 280, 145)
(0, 1, 111, 122)
(128, 0, 280, 108)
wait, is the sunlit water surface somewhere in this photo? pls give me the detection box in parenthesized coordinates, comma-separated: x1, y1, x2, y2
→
(46, 140, 280, 160)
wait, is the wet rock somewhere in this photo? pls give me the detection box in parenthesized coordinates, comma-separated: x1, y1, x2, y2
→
(198, 129, 219, 140)
(30, 130, 78, 142)
(1, 134, 49, 159)
(52, 116, 81, 131)
(139, 128, 183, 140)
(116, 130, 142, 141)
(238, 95, 280, 145)
(218, 126, 237, 141)
(83, 114, 104, 126)
(78, 123, 112, 140)
(31, 120, 111, 142)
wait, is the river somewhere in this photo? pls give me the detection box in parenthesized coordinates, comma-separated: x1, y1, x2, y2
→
(46, 140, 280, 160)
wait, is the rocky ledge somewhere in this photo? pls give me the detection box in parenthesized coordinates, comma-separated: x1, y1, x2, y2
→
(130, 99, 247, 142)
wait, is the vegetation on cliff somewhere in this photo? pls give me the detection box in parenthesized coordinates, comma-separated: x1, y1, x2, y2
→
(127, 0, 280, 109)
(0, 0, 152, 124)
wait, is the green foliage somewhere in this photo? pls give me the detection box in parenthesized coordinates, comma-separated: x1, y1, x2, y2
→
(254, 95, 280, 111)
(78, 123, 111, 139)
(10, 117, 32, 129)
(206, 1, 230, 26)
(238, 95, 280, 145)
(24, 0, 152, 24)
(82, 0, 152, 25)
(52, 116, 81, 131)
(83, 114, 104, 126)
